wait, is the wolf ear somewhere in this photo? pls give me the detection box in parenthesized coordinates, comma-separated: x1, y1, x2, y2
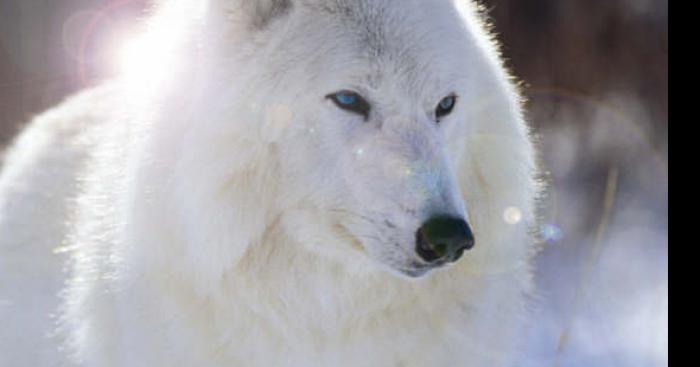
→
(217, 0, 293, 29)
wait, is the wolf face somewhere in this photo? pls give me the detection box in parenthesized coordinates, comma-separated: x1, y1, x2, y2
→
(202, 0, 495, 278)
(168, 0, 531, 284)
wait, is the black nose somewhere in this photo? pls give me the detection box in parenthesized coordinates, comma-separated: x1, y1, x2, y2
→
(415, 216, 475, 263)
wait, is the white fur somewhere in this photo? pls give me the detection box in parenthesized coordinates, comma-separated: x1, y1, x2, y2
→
(0, 1, 538, 366)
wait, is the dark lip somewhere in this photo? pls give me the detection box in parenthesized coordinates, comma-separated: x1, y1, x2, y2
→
(398, 260, 448, 278)
(399, 267, 431, 278)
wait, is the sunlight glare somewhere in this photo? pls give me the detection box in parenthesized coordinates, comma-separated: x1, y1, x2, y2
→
(113, 1, 207, 93)
(116, 28, 177, 89)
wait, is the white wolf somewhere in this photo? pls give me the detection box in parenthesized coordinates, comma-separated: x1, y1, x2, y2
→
(0, 0, 538, 366)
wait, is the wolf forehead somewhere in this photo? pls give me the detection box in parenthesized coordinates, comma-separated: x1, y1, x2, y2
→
(247, 0, 455, 29)
(239, 0, 476, 90)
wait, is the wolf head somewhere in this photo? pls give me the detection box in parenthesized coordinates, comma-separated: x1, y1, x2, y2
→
(148, 0, 536, 285)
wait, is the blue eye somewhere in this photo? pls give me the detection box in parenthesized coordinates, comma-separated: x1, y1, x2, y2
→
(435, 95, 457, 121)
(327, 90, 371, 120)
(440, 97, 455, 110)
(335, 92, 358, 106)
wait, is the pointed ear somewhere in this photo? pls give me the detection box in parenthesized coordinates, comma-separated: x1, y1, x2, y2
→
(218, 0, 293, 29)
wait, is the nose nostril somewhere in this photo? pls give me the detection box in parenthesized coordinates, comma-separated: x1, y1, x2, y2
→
(415, 229, 441, 263)
(452, 246, 466, 262)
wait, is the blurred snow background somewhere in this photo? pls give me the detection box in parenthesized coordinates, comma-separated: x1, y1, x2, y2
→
(486, 2, 668, 366)
(0, 1, 668, 366)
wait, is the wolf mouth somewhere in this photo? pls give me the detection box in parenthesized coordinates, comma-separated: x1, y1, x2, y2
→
(398, 259, 450, 278)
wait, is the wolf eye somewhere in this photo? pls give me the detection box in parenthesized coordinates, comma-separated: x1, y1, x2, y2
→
(327, 91, 371, 120)
(435, 95, 457, 121)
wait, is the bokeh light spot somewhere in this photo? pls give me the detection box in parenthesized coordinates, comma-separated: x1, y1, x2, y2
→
(540, 223, 563, 243)
(503, 206, 522, 225)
